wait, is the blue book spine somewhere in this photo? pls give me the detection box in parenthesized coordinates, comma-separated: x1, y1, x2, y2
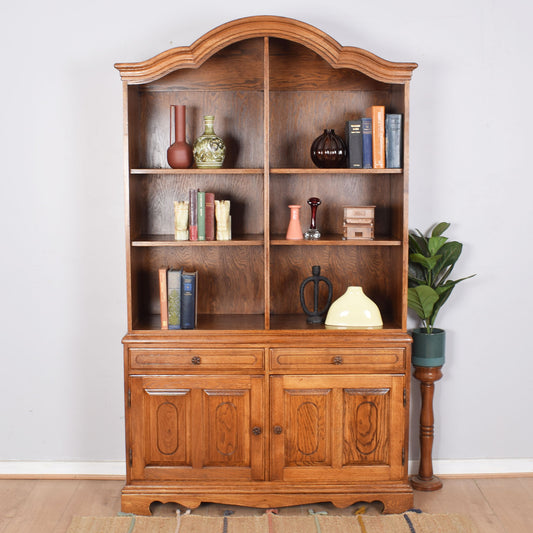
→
(361, 118, 373, 169)
(180, 271, 197, 329)
(385, 114, 402, 169)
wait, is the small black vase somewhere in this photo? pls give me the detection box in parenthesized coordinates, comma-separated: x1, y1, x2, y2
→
(310, 129, 347, 168)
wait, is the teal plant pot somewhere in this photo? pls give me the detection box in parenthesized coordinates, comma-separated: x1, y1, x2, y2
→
(411, 328, 445, 367)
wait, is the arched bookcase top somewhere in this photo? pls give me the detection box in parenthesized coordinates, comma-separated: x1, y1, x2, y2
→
(115, 16, 417, 84)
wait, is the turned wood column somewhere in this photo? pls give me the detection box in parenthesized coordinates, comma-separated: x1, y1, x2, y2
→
(410, 365, 443, 491)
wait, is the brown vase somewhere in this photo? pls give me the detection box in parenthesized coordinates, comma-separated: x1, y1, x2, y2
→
(167, 105, 193, 169)
(310, 129, 347, 168)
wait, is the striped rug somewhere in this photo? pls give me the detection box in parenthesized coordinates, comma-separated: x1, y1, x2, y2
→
(67, 508, 478, 532)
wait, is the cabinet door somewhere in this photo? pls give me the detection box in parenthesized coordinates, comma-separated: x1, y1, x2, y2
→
(270, 374, 406, 482)
(129, 375, 264, 481)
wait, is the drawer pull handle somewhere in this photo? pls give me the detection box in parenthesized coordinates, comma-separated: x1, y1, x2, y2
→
(252, 426, 262, 436)
(273, 425, 283, 435)
(333, 356, 344, 365)
(191, 356, 202, 365)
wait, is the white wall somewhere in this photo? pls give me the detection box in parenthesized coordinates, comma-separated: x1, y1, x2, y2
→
(1, 0, 532, 472)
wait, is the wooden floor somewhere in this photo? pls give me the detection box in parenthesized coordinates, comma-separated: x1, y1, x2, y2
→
(1, 477, 532, 532)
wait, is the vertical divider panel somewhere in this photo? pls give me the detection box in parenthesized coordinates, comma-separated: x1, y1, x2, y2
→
(264, 37, 271, 329)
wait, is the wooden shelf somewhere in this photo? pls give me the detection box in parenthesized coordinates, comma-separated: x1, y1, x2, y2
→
(130, 168, 403, 175)
(134, 314, 266, 331)
(130, 168, 263, 175)
(131, 234, 264, 247)
(270, 235, 402, 246)
(270, 168, 403, 174)
(133, 314, 402, 332)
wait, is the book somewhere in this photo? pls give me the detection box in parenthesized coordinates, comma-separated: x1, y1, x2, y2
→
(180, 271, 197, 329)
(345, 120, 363, 169)
(205, 192, 215, 241)
(167, 268, 183, 329)
(197, 191, 206, 241)
(385, 113, 402, 168)
(189, 188, 198, 241)
(159, 267, 168, 329)
(361, 117, 373, 169)
(366, 106, 385, 168)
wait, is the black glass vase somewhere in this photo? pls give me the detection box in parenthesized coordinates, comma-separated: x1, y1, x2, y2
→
(310, 129, 347, 168)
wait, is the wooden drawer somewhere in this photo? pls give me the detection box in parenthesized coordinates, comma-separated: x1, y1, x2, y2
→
(129, 348, 264, 372)
(270, 347, 406, 373)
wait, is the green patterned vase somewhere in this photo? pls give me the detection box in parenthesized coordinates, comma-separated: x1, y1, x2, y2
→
(193, 115, 226, 168)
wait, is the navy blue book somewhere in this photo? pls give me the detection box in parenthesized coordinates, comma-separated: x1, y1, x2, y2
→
(167, 268, 183, 329)
(361, 117, 373, 169)
(385, 114, 402, 168)
(180, 271, 197, 329)
(345, 120, 363, 169)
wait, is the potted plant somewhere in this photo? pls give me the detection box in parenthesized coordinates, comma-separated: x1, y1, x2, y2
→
(408, 222, 475, 367)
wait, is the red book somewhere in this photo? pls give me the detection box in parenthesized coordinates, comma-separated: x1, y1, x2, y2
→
(205, 192, 215, 241)
(189, 188, 198, 240)
(366, 105, 385, 169)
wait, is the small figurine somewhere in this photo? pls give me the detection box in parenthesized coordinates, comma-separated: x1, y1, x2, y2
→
(174, 201, 189, 240)
(299, 265, 333, 324)
(304, 197, 321, 240)
(215, 199, 231, 240)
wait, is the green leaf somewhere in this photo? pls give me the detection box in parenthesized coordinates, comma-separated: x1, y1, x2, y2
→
(408, 286, 439, 321)
(433, 241, 463, 283)
(409, 232, 427, 255)
(429, 275, 476, 326)
(431, 222, 450, 237)
(410, 253, 440, 272)
(428, 236, 448, 256)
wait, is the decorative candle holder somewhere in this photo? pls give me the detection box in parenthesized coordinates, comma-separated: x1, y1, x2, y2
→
(299, 266, 333, 324)
(304, 197, 321, 240)
(286, 205, 303, 240)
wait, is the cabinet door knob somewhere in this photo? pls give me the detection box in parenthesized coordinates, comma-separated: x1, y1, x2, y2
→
(252, 426, 262, 435)
(191, 356, 202, 365)
(333, 355, 343, 365)
(273, 425, 283, 435)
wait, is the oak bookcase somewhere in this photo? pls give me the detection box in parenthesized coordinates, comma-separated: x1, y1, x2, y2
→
(115, 16, 417, 514)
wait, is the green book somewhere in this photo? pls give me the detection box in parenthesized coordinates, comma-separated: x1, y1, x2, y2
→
(167, 268, 182, 329)
(197, 191, 206, 241)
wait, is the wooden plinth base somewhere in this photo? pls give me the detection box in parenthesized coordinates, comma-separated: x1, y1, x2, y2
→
(121, 482, 414, 515)
(410, 474, 443, 491)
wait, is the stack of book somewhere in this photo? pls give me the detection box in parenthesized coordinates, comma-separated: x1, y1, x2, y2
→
(345, 107, 402, 169)
(343, 206, 375, 240)
(159, 268, 197, 329)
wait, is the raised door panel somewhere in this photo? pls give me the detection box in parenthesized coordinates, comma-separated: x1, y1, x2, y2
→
(129, 375, 264, 481)
(270, 374, 405, 482)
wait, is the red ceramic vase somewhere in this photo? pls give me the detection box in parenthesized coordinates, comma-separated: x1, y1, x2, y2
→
(167, 105, 193, 169)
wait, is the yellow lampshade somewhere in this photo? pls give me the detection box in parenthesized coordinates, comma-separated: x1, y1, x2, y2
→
(325, 286, 383, 329)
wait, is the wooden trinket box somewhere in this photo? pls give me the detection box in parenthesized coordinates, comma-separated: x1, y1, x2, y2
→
(343, 205, 375, 240)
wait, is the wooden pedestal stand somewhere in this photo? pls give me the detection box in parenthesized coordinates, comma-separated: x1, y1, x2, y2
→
(410, 365, 443, 491)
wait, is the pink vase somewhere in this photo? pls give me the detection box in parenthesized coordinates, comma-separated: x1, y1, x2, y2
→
(286, 205, 303, 240)
(167, 105, 193, 169)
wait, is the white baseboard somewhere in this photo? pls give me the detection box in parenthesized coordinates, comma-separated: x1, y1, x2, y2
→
(0, 459, 532, 478)
(0, 461, 126, 478)
(408, 458, 533, 476)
